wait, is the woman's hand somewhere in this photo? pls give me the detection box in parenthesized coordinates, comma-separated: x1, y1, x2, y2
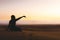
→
(22, 16, 26, 18)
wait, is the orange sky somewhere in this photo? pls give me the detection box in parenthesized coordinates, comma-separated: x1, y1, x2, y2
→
(0, 0, 60, 24)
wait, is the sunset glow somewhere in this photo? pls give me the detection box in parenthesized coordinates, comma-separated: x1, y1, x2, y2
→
(0, 0, 60, 24)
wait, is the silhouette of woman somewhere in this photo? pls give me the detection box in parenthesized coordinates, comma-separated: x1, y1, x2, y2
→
(8, 15, 26, 32)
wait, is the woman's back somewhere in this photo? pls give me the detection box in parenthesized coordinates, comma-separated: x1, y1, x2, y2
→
(8, 20, 16, 28)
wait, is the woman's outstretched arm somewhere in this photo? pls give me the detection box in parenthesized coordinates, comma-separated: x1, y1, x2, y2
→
(15, 16, 26, 21)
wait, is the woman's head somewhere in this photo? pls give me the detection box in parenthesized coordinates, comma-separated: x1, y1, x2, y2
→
(11, 15, 15, 20)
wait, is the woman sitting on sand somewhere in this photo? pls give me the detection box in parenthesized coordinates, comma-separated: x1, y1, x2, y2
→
(8, 15, 26, 32)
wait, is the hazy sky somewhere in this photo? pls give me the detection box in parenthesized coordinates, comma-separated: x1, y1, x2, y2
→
(0, 0, 60, 24)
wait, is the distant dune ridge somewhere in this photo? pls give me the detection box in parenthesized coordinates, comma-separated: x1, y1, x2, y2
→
(0, 24, 60, 31)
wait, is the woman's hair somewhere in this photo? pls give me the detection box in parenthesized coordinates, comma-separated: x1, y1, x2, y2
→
(11, 15, 15, 20)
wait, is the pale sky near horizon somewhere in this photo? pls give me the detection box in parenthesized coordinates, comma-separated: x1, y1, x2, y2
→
(0, 0, 60, 24)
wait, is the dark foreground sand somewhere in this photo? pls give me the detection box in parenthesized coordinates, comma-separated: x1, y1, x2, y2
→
(0, 25, 60, 40)
(0, 31, 60, 40)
